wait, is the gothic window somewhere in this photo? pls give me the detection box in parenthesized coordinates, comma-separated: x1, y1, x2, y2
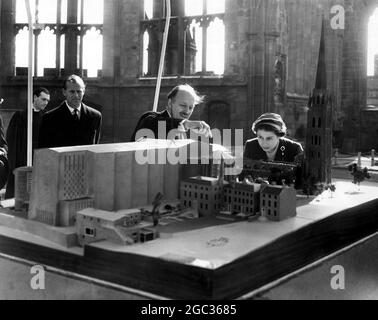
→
(141, 0, 225, 77)
(368, 8, 378, 76)
(15, 0, 103, 78)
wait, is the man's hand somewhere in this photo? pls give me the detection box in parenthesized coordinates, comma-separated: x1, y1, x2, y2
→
(183, 120, 212, 138)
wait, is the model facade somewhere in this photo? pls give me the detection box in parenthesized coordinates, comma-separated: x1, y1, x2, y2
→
(76, 208, 158, 246)
(223, 182, 260, 216)
(260, 184, 297, 221)
(28, 141, 181, 226)
(180, 176, 224, 216)
(14, 166, 33, 212)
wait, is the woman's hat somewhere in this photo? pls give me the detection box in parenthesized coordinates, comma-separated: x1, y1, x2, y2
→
(251, 113, 287, 135)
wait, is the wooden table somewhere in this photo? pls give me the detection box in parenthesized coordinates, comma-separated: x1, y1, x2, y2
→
(0, 179, 377, 299)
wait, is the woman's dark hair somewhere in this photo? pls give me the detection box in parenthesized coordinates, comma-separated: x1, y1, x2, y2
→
(254, 122, 285, 137)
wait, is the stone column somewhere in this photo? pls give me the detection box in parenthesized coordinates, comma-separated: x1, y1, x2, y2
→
(340, 0, 368, 152)
(0, 0, 15, 79)
(248, 0, 288, 121)
(64, 0, 79, 75)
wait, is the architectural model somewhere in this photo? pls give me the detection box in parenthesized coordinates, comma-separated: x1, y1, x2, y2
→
(180, 176, 225, 217)
(260, 184, 297, 221)
(2, 139, 238, 247)
(305, 20, 333, 185)
(76, 208, 158, 246)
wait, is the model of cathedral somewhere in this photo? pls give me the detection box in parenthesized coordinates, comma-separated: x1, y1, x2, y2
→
(305, 20, 333, 184)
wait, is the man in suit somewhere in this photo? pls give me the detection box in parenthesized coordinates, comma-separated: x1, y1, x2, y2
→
(0, 99, 9, 192)
(5, 87, 50, 199)
(131, 84, 212, 141)
(38, 75, 102, 149)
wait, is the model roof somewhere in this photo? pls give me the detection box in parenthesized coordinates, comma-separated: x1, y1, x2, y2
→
(41, 139, 233, 160)
(184, 176, 220, 186)
(77, 208, 141, 222)
(225, 182, 260, 192)
(261, 185, 287, 196)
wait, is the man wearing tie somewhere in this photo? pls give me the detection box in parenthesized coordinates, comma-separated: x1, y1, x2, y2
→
(38, 75, 102, 149)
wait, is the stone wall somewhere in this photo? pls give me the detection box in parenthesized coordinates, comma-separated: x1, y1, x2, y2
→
(0, 0, 376, 152)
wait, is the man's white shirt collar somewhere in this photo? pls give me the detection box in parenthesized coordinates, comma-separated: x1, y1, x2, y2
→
(65, 101, 82, 116)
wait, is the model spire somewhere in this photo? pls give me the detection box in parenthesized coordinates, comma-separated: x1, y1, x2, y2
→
(315, 19, 327, 91)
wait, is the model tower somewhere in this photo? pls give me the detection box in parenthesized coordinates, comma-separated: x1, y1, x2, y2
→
(305, 20, 333, 184)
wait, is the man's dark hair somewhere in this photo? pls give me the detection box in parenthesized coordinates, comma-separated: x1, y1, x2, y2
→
(62, 74, 86, 90)
(33, 87, 50, 97)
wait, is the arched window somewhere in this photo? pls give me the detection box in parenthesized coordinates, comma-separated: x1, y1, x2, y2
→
(368, 8, 378, 76)
(141, 0, 225, 77)
(15, 0, 103, 78)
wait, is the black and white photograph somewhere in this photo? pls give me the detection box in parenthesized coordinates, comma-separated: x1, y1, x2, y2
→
(0, 0, 378, 306)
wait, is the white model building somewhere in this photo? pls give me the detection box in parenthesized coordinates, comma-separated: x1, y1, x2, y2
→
(28, 140, 188, 226)
(76, 208, 157, 246)
(14, 166, 33, 212)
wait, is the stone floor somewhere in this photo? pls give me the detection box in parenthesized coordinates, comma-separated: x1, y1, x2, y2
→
(0, 255, 150, 300)
(259, 233, 378, 300)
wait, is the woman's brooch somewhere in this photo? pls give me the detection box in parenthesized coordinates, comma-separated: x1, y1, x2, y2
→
(280, 146, 286, 156)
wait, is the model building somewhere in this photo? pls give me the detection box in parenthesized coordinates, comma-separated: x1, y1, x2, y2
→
(28, 141, 181, 226)
(223, 182, 261, 216)
(76, 208, 157, 246)
(14, 166, 33, 213)
(260, 184, 296, 221)
(180, 176, 224, 216)
(305, 20, 333, 184)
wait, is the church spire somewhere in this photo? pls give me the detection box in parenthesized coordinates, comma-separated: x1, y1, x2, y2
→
(315, 19, 327, 90)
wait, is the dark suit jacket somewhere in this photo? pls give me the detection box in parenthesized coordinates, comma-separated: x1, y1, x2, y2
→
(243, 137, 304, 188)
(5, 109, 44, 198)
(131, 109, 182, 141)
(38, 102, 102, 149)
(244, 137, 303, 163)
(0, 115, 9, 190)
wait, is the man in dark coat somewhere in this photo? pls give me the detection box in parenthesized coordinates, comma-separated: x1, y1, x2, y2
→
(131, 84, 212, 141)
(0, 100, 9, 192)
(5, 87, 50, 199)
(38, 75, 102, 149)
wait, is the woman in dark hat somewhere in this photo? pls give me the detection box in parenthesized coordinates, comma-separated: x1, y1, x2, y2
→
(243, 113, 304, 187)
(244, 113, 303, 163)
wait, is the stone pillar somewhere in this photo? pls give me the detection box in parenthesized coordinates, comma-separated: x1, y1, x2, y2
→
(102, 0, 120, 82)
(340, 0, 368, 152)
(248, 0, 288, 121)
(64, 0, 79, 75)
(0, 0, 15, 79)
(119, 0, 140, 81)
